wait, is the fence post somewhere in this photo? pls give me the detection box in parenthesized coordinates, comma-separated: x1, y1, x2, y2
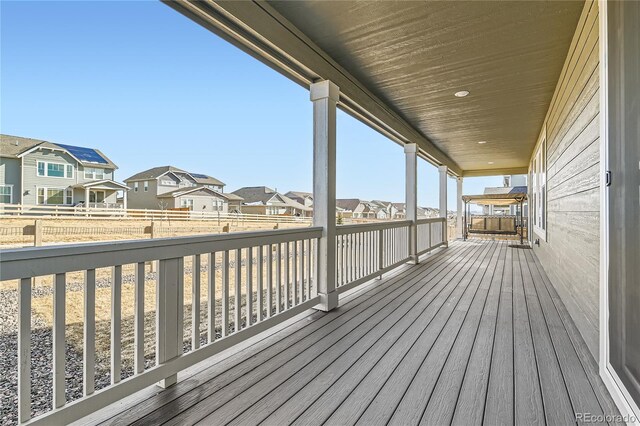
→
(156, 257, 183, 388)
(34, 219, 42, 247)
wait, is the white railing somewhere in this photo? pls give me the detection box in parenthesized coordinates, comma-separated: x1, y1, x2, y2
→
(416, 217, 448, 255)
(2, 227, 321, 424)
(3, 217, 451, 424)
(0, 203, 312, 224)
(335, 220, 413, 293)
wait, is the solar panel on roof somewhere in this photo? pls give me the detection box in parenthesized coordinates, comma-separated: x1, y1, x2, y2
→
(191, 173, 210, 179)
(54, 143, 109, 164)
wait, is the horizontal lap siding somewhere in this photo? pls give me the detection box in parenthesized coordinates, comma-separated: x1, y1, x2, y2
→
(0, 158, 22, 202)
(531, 0, 601, 360)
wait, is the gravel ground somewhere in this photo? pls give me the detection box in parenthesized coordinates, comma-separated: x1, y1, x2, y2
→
(0, 257, 272, 425)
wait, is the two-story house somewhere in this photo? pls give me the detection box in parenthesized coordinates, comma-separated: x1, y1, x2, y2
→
(284, 191, 313, 208)
(232, 186, 311, 216)
(124, 166, 242, 213)
(481, 174, 529, 216)
(0, 134, 128, 207)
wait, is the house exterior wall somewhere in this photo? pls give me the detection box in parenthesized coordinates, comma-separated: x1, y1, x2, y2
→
(529, 0, 600, 360)
(239, 205, 267, 215)
(77, 165, 114, 184)
(126, 179, 163, 209)
(71, 188, 119, 205)
(0, 157, 22, 203)
(174, 194, 229, 213)
(22, 149, 78, 205)
(157, 175, 180, 195)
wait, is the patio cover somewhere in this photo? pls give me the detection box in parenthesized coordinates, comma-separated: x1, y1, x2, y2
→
(462, 192, 527, 206)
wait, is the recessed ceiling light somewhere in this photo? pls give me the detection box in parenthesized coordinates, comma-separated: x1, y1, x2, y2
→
(478, 141, 487, 144)
(454, 90, 469, 98)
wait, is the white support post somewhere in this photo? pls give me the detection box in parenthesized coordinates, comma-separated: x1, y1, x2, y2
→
(456, 177, 463, 239)
(439, 165, 449, 246)
(405, 143, 418, 264)
(156, 257, 183, 388)
(311, 80, 339, 312)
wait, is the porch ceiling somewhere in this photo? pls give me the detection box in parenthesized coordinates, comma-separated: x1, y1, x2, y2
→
(267, 1, 584, 174)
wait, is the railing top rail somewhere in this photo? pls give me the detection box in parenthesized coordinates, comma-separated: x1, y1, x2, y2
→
(0, 226, 322, 281)
(416, 217, 447, 225)
(336, 219, 412, 234)
(469, 214, 522, 218)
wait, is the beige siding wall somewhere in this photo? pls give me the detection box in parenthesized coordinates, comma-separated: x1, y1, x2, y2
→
(126, 180, 162, 209)
(0, 158, 22, 203)
(530, 1, 600, 360)
(174, 194, 229, 213)
(22, 149, 78, 205)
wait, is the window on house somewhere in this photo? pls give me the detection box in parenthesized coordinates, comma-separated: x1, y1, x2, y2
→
(37, 188, 72, 205)
(0, 185, 13, 203)
(212, 198, 223, 211)
(47, 163, 65, 177)
(84, 167, 104, 179)
(134, 182, 139, 192)
(89, 190, 105, 203)
(532, 138, 546, 240)
(144, 181, 149, 192)
(37, 161, 73, 178)
(181, 198, 194, 209)
(160, 179, 176, 186)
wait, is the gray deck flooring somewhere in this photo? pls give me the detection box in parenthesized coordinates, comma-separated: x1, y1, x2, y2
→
(95, 240, 621, 426)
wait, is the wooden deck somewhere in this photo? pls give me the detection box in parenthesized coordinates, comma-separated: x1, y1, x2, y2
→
(86, 240, 621, 426)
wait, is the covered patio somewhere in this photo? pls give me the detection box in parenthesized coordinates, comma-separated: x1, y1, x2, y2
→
(4, 0, 639, 424)
(81, 240, 620, 425)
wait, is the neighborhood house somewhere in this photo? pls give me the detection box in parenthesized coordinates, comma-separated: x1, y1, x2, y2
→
(0, 134, 128, 207)
(232, 186, 312, 216)
(124, 166, 242, 212)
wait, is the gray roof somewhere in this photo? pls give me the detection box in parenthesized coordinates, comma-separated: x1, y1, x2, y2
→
(232, 186, 311, 211)
(0, 134, 118, 169)
(336, 199, 364, 212)
(157, 186, 241, 200)
(285, 191, 313, 199)
(125, 166, 225, 186)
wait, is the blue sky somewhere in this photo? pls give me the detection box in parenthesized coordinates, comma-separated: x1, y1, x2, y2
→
(1, 0, 501, 208)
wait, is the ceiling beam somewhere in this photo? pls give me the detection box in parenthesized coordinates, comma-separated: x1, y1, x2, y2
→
(462, 167, 529, 178)
(163, 0, 463, 176)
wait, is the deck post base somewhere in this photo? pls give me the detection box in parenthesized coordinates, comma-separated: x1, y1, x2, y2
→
(157, 373, 177, 389)
(315, 290, 338, 312)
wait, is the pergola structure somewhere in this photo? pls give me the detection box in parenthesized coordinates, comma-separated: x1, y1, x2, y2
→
(461, 191, 528, 243)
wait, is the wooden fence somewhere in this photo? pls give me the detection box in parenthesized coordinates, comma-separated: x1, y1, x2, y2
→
(0, 204, 313, 224)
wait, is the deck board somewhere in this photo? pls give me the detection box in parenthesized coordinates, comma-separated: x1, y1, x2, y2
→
(90, 240, 621, 426)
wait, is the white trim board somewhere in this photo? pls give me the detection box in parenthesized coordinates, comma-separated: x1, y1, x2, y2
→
(598, 0, 640, 421)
